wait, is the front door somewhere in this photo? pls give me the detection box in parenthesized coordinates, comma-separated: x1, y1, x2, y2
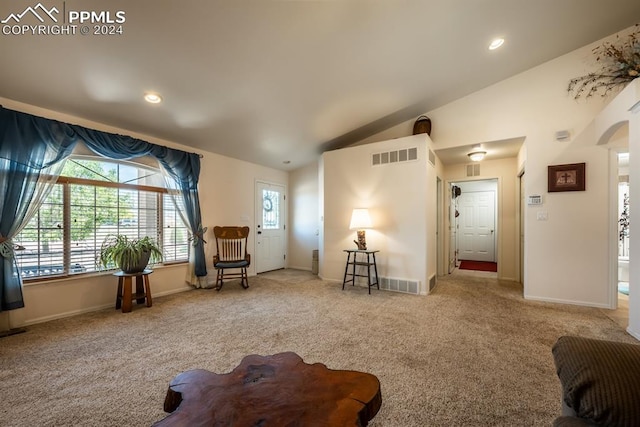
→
(255, 181, 285, 273)
(457, 190, 496, 262)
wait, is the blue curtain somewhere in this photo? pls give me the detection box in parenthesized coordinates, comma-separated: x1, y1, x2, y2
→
(0, 107, 207, 311)
(0, 109, 76, 311)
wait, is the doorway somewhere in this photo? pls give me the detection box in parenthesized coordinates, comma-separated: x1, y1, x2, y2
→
(616, 152, 630, 316)
(450, 179, 498, 273)
(255, 181, 286, 273)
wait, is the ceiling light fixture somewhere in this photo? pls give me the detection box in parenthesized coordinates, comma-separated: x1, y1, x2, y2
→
(144, 92, 162, 104)
(489, 38, 504, 50)
(468, 150, 487, 162)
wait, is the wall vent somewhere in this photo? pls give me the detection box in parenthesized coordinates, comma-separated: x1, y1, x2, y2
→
(428, 149, 436, 166)
(466, 163, 480, 177)
(379, 277, 420, 295)
(372, 147, 418, 167)
(429, 275, 436, 292)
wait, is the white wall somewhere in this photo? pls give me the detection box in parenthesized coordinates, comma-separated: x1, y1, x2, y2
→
(198, 151, 288, 278)
(288, 161, 319, 270)
(0, 97, 287, 327)
(426, 146, 439, 288)
(320, 134, 436, 294)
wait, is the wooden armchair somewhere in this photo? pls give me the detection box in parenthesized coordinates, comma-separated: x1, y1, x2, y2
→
(212, 226, 250, 291)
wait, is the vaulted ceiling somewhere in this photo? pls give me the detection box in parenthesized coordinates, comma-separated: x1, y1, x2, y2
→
(2, 1, 639, 170)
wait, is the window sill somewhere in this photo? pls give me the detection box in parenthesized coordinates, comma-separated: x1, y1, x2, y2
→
(22, 261, 189, 287)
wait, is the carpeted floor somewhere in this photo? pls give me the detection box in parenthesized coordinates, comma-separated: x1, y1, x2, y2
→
(0, 270, 635, 426)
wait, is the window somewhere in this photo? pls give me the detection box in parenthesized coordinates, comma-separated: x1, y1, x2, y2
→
(262, 189, 280, 230)
(14, 157, 190, 279)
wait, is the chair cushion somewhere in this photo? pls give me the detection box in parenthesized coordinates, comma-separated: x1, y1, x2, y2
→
(215, 260, 249, 269)
(552, 336, 640, 426)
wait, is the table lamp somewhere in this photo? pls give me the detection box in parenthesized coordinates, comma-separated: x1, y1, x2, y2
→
(349, 208, 372, 250)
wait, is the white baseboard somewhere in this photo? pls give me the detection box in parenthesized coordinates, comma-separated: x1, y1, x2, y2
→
(286, 265, 312, 272)
(25, 303, 115, 326)
(524, 294, 611, 309)
(318, 275, 341, 284)
(154, 286, 193, 297)
(627, 326, 640, 341)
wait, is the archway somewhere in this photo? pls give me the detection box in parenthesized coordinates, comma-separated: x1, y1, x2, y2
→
(593, 79, 640, 339)
(599, 121, 629, 316)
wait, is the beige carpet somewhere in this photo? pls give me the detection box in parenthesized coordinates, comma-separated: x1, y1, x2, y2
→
(0, 270, 635, 426)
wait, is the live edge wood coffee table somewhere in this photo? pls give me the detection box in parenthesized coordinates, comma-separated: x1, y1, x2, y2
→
(153, 352, 382, 427)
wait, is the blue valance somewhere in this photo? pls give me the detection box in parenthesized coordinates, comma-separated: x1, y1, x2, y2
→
(0, 108, 76, 168)
(0, 106, 207, 311)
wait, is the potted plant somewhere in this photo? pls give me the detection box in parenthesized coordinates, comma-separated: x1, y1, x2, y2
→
(99, 234, 163, 273)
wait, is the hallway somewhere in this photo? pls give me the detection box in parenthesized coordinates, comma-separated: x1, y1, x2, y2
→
(601, 293, 629, 331)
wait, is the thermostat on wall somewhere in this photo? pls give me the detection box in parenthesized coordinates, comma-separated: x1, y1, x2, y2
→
(527, 195, 542, 205)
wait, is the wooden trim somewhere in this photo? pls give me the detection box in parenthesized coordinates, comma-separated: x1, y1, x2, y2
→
(22, 261, 189, 283)
(56, 176, 169, 194)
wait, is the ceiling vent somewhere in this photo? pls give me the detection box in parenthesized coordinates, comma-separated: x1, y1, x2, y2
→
(372, 147, 418, 167)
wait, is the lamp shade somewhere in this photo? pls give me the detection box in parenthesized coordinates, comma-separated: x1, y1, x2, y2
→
(349, 208, 372, 230)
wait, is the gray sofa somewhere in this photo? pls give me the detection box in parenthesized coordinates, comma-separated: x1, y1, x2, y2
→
(551, 336, 640, 426)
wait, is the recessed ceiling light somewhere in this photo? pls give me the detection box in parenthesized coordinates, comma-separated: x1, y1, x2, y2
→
(144, 92, 162, 104)
(489, 38, 505, 50)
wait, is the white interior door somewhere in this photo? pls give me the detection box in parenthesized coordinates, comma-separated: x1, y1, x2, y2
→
(457, 191, 496, 262)
(255, 181, 285, 273)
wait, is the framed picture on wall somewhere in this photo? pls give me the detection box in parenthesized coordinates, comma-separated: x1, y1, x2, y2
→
(548, 162, 586, 192)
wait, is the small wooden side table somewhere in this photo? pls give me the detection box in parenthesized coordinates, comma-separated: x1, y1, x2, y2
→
(113, 269, 153, 313)
(342, 249, 380, 294)
(153, 352, 381, 426)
